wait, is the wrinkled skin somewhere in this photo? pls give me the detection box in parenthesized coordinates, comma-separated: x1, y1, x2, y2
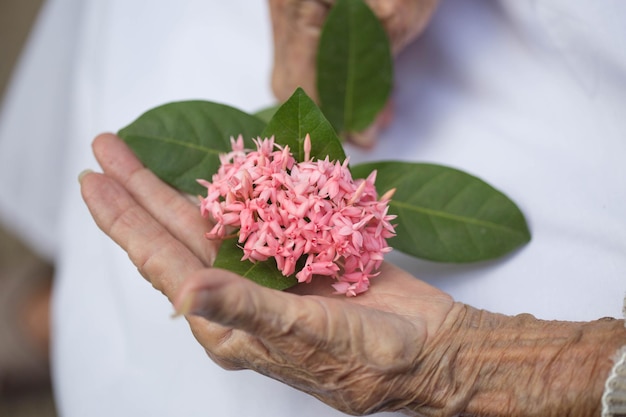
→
(268, 0, 440, 146)
(80, 133, 456, 415)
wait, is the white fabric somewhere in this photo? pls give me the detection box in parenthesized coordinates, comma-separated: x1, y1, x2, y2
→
(0, 0, 624, 416)
(602, 296, 626, 417)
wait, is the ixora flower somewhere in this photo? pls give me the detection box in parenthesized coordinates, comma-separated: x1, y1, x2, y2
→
(198, 134, 396, 296)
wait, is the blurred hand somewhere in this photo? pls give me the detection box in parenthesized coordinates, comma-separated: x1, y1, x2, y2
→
(80, 133, 461, 415)
(268, 0, 440, 146)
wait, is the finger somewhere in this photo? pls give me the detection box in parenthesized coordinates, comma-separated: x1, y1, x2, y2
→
(367, 0, 439, 54)
(345, 99, 394, 147)
(80, 170, 203, 298)
(92, 133, 218, 265)
(175, 268, 344, 374)
(174, 268, 328, 344)
(269, 0, 331, 101)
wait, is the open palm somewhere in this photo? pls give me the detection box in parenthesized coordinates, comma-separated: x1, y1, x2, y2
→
(81, 133, 456, 415)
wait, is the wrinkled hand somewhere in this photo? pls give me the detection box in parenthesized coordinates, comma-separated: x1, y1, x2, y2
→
(268, 0, 439, 146)
(80, 133, 461, 415)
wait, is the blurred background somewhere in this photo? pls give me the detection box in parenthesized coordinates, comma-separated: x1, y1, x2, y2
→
(0, 0, 57, 415)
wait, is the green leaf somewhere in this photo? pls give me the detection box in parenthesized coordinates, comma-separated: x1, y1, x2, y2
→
(317, 0, 393, 133)
(351, 162, 531, 263)
(262, 88, 346, 162)
(118, 100, 266, 196)
(254, 104, 281, 124)
(213, 238, 298, 290)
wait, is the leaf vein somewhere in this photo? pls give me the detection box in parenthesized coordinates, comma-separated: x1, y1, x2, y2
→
(390, 200, 523, 237)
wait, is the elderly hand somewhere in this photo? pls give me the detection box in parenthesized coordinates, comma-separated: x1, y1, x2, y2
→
(80, 133, 626, 417)
(268, 0, 440, 146)
(79, 133, 462, 415)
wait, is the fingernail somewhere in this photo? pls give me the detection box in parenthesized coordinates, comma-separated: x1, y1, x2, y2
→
(171, 292, 195, 318)
(78, 169, 94, 183)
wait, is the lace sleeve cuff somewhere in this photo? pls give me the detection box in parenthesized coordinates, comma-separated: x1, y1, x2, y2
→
(602, 295, 626, 417)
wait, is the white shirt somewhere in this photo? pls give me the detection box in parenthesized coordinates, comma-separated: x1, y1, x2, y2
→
(0, 0, 624, 416)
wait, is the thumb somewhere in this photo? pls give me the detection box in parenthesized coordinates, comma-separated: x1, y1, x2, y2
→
(174, 268, 312, 338)
(269, 0, 329, 102)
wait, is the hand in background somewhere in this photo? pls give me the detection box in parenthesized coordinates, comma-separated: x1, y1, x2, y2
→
(268, 0, 440, 146)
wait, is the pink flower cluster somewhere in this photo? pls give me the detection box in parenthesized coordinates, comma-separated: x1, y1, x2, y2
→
(198, 134, 396, 296)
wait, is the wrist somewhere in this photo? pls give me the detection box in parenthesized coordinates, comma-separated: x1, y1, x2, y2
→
(402, 303, 626, 417)
(465, 312, 625, 417)
(462, 307, 626, 417)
